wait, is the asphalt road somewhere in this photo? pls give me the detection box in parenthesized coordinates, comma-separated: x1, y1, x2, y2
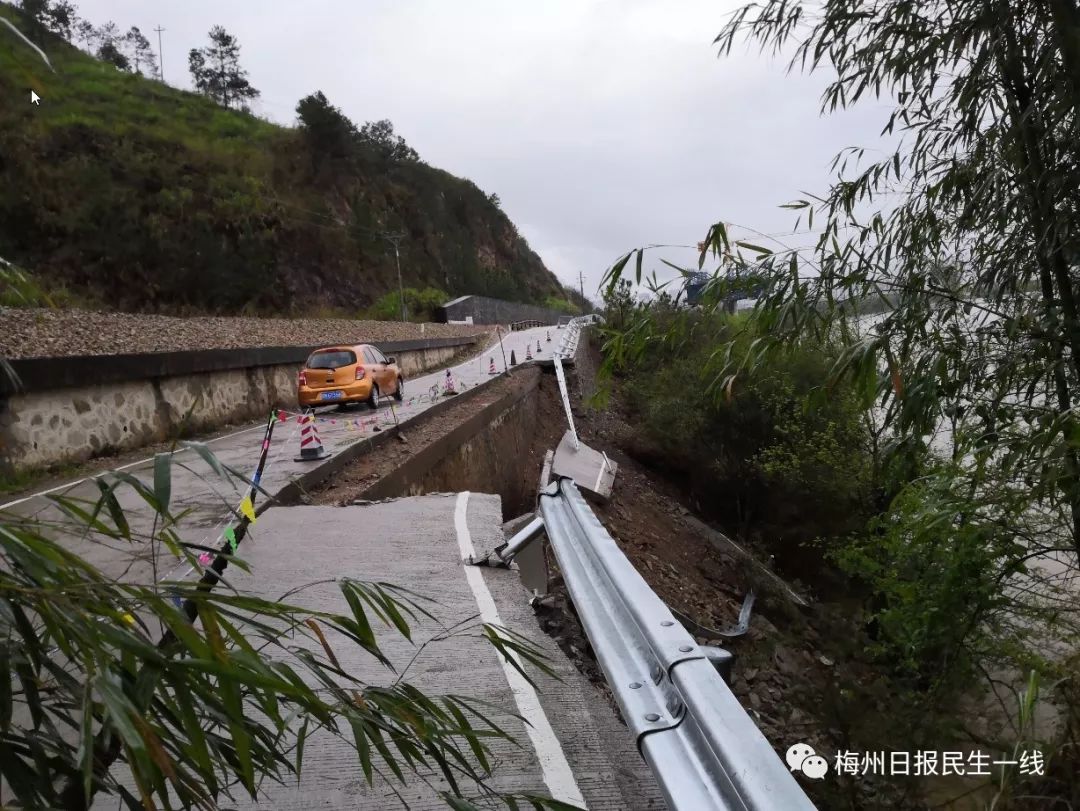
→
(0, 325, 557, 587)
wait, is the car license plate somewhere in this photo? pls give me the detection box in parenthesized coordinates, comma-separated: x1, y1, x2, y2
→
(320, 391, 344, 400)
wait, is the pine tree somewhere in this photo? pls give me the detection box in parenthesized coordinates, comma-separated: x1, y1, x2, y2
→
(188, 25, 259, 110)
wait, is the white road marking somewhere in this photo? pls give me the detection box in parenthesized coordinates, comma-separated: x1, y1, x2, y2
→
(453, 492, 586, 809)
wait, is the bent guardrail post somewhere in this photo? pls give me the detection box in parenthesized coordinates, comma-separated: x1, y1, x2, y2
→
(497, 515, 546, 563)
(539, 478, 816, 811)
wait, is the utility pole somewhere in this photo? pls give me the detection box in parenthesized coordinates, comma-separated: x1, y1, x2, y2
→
(154, 25, 165, 81)
(382, 232, 407, 321)
(579, 270, 586, 313)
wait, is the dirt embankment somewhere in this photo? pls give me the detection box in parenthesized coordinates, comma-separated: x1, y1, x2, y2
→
(0, 308, 489, 359)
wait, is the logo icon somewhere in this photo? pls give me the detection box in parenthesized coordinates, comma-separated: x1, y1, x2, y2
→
(786, 742, 829, 780)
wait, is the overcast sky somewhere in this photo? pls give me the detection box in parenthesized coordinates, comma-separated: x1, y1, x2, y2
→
(78, 0, 890, 301)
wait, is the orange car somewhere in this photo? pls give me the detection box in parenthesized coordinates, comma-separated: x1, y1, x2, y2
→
(297, 344, 404, 409)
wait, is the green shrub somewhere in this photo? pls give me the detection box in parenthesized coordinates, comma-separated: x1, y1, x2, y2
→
(543, 296, 578, 315)
(609, 306, 873, 570)
(367, 287, 447, 322)
(831, 468, 1013, 690)
(0, 258, 82, 308)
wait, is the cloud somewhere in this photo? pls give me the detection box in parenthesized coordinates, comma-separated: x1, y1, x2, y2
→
(75, 0, 890, 302)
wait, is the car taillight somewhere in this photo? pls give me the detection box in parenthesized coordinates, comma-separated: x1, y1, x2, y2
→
(355, 366, 366, 380)
(298, 370, 307, 385)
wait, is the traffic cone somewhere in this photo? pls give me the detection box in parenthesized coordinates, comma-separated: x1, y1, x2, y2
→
(443, 368, 458, 396)
(525, 343, 533, 361)
(510, 350, 517, 366)
(488, 357, 497, 375)
(546, 331, 552, 342)
(294, 412, 330, 461)
(536, 339, 542, 354)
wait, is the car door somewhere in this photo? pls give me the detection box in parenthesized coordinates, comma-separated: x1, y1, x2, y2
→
(371, 347, 395, 391)
(359, 347, 377, 389)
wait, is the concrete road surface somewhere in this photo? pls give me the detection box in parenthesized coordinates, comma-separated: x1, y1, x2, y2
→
(221, 493, 663, 810)
(0, 326, 556, 586)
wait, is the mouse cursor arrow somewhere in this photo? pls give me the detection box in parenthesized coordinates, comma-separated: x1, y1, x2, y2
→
(30, 90, 41, 105)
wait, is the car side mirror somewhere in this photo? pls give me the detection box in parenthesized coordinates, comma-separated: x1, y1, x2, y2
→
(387, 356, 396, 365)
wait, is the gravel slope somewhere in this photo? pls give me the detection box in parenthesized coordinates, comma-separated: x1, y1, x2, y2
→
(0, 308, 489, 359)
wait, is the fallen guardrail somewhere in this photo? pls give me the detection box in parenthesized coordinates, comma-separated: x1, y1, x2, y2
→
(499, 479, 815, 810)
(551, 314, 603, 451)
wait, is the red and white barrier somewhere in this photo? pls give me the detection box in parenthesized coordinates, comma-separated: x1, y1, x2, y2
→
(294, 412, 330, 461)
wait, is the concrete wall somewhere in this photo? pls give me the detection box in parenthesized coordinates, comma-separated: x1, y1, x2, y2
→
(0, 338, 477, 475)
(358, 367, 545, 519)
(439, 295, 570, 326)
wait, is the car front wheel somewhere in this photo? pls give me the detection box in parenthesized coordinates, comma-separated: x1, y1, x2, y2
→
(393, 377, 404, 402)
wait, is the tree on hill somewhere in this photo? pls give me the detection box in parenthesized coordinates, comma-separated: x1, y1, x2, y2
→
(18, 0, 78, 39)
(188, 25, 259, 110)
(94, 20, 128, 70)
(358, 118, 419, 164)
(73, 17, 97, 50)
(296, 90, 358, 172)
(124, 25, 156, 76)
(96, 40, 128, 70)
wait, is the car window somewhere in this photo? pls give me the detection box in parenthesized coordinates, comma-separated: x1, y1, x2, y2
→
(361, 348, 376, 364)
(372, 348, 387, 364)
(305, 350, 356, 369)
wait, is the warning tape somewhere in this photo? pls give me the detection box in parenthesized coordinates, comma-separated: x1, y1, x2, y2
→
(164, 408, 302, 586)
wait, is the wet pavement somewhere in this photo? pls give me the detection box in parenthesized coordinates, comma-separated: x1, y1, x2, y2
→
(218, 494, 663, 810)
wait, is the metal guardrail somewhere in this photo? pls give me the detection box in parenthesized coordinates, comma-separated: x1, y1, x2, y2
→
(529, 480, 816, 811)
(511, 319, 546, 331)
(553, 313, 602, 360)
(498, 312, 816, 810)
(551, 314, 603, 450)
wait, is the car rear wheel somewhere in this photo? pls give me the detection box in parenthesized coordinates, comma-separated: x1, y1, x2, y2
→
(393, 377, 404, 402)
(367, 384, 380, 410)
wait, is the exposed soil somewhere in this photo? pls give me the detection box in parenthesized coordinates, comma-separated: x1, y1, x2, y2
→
(0, 307, 490, 359)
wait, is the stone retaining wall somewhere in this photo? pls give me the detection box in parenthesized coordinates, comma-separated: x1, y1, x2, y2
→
(0, 336, 480, 475)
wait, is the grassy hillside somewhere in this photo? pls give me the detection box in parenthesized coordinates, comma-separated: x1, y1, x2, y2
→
(0, 4, 565, 315)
